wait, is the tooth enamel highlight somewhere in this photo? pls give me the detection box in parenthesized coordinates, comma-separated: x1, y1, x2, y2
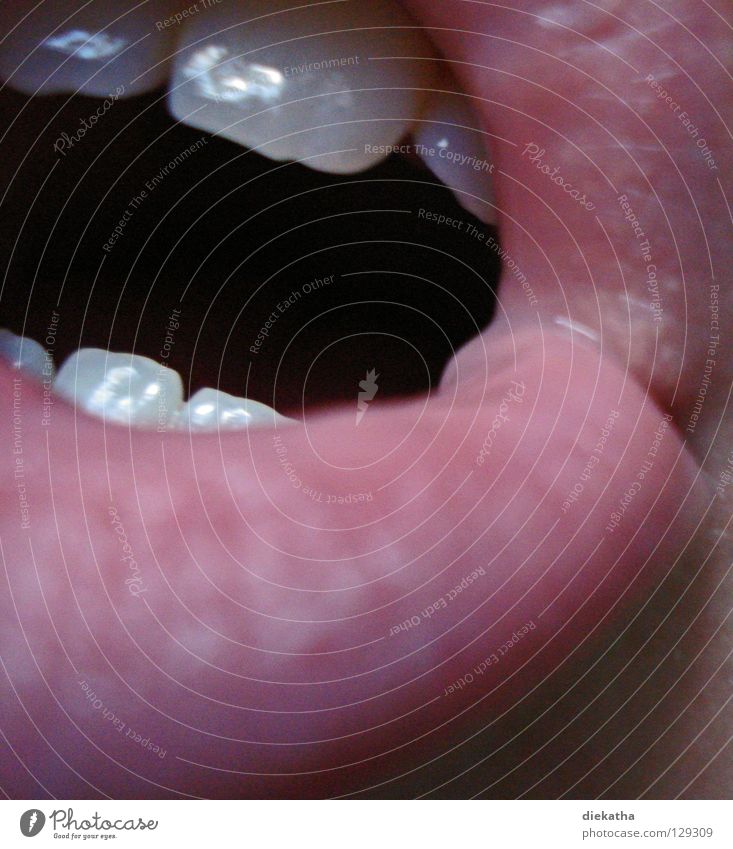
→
(413, 89, 496, 224)
(175, 387, 290, 430)
(168, 0, 437, 173)
(44, 30, 127, 61)
(54, 349, 183, 427)
(0, 329, 53, 379)
(0, 1, 177, 97)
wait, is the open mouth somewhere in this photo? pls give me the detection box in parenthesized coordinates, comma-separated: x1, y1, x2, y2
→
(0, 0, 731, 800)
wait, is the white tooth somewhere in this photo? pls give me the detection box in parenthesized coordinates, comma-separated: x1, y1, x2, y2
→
(168, 0, 437, 173)
(54, 349, 183, 428)
(175, 387, 291, 430)
(413, 89, 496, 224)
(0, 1, 177, 97)
(0, 329, 54, 379)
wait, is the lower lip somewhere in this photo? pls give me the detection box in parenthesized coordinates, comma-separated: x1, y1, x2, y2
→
(0, 318, 701, 796)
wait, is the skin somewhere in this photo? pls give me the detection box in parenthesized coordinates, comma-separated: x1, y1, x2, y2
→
(1, 0, 731, 798)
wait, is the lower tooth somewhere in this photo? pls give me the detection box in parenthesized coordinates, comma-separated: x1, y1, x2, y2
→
(54, 349, 183, 428)
(175, 387, 291, 431)
(413, 88, 496, 224)
(0, 329, 54, 380)
(52, 349, 288, 431)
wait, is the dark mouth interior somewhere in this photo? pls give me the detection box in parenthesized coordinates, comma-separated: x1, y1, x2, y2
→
(0, 87, 499, 414)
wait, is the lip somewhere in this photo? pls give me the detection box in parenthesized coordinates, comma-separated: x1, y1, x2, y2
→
(0, 320, 705, 797)
(1, 0, 729, 799)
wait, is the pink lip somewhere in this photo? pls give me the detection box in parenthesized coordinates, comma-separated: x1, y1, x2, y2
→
(1, 0, 726, 798)
(0, 320, 703, 797)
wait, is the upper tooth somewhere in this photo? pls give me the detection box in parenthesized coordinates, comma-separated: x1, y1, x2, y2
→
(174, 387, 291, 430)
(413, 88, 496, 224)
(167, 0, 437, 173)
(0, 0, 177, 97)
(0, 329, 54, 380)
(45, 30, 127, 61)
(54, 349, 183, 427)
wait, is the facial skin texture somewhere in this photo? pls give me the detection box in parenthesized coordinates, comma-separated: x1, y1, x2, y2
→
(1, 1, 731, 798)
